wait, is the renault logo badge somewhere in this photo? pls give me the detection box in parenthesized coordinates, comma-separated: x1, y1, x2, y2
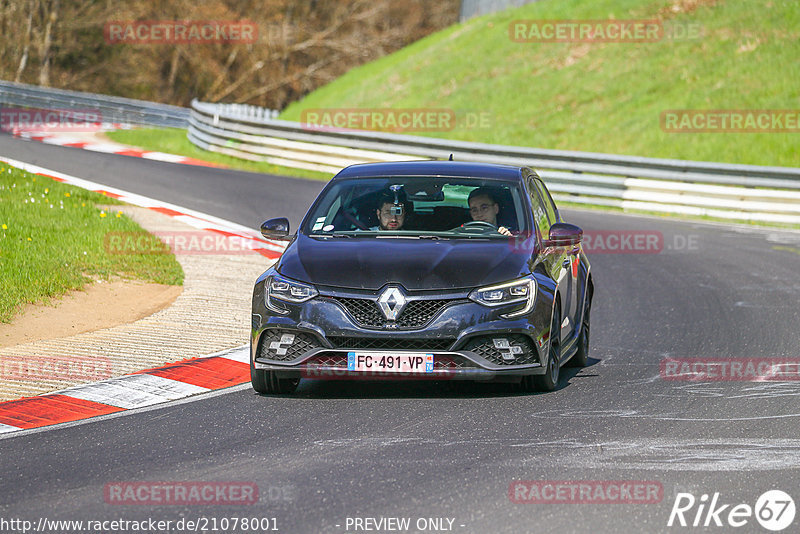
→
(377, 286, 407, 321)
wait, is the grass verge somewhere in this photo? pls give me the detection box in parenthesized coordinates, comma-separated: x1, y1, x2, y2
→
(0, 164, 184, 323)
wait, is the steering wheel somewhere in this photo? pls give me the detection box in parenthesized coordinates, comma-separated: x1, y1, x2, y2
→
(458, 221, 497, 231)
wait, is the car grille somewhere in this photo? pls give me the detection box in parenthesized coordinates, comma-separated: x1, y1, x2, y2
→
(331, 297, 459, 329)
(327, 337, 455, 351)
(306, 354, 348, 367)
(258, 329, 322, 361)
(434, 355, 476, 370)
(461, 334, 539, 366)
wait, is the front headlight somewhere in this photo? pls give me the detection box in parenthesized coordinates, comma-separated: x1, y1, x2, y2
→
(469, 277, 537, 318)
(265, 274, 318, 313)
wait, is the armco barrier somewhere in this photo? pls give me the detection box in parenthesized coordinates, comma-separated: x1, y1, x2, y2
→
(188, 100, 800, 224)
(1, 80, 797, 224)
(0, 79, 189, 128)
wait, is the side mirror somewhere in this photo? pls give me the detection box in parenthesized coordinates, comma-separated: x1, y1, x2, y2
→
(260, 217, 291, 241)
(545, 222, 583, 248)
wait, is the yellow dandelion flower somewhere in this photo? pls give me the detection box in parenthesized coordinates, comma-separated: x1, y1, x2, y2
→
(65, 192, 70, 197)
(1, 224, 6, 230)
(27, 237, 32, 241)
(100, 212, 107, 218)
(116, 212, 122, 218)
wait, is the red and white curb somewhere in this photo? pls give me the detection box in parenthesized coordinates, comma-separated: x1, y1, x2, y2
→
(0, 156, 287, 434)
(0, 155, 286, 259)
(0, 346, 250, 434)
(10, 127, 222, 168)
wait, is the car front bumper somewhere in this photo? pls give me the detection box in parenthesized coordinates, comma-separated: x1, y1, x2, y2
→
(251, 275, 555, 381)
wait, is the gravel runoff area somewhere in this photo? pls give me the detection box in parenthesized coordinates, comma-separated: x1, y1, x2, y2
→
(0, 205, 273, 401)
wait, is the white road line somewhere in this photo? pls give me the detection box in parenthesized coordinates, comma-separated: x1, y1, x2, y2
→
(0, 423, 24, 433)
(217, 347, 250, 364)
(141, 152, 186, 162)
(58, 374, 209, 409)
(41, 136, 83, 145)
(80, 143, 131, 153)
(0, 383, 252, 441)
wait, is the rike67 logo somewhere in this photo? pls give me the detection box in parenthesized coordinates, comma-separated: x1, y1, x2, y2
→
(668, 490, 795, 531)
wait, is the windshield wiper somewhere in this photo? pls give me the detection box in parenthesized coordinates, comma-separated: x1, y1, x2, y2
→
(309, 233, 353, 238)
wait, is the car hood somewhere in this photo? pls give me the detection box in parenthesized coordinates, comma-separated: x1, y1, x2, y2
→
(277, 234, 533, 291)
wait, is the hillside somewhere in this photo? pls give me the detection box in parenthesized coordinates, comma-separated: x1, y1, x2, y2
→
(0, 0, 458, 110)
(280, 0, 799, 167)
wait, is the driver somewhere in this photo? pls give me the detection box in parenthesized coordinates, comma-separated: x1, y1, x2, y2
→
(373, 190, 410, 231)
(468, 187, 512, 236)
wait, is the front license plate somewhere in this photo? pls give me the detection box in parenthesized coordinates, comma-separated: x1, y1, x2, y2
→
(347, 352, 434, 373)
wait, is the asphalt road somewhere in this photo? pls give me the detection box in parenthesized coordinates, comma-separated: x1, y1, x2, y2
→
(2, 134, 800, 534)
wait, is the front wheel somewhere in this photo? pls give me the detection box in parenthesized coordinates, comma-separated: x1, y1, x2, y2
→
(519, 303, 561, 393)
(251, 367, 299, 394)
(533, 303, 561, 392)
(567, 288, 591, 368)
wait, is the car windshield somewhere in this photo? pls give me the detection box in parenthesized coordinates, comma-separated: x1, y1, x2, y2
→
(302, 176, 529, 238)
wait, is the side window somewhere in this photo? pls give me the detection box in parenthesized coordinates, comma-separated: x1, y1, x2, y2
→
(527, 178, 550, 241)
(534, 178, 559, 224)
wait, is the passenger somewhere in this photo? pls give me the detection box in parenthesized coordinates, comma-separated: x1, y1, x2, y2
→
(467, 187, 512, 236)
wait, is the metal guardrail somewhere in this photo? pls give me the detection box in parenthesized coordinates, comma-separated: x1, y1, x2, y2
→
(460, 0, 540, 22)
(0, 80, 189, 128)
(189, 100, 800, 224)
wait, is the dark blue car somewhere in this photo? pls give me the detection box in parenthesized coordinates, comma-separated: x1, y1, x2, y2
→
(251, 161, 593, 393)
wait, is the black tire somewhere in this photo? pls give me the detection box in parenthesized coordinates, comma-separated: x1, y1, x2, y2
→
(251, 366, 269, 394)
(251, 366, 299, 395)
(533, 303, 561, 392)
(517, 374, 536, 393)
(567, 287, 592, 368)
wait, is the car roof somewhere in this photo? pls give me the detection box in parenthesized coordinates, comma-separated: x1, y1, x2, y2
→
(332, 160, 527, 181)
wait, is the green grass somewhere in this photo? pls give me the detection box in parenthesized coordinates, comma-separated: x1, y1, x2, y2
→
(0, 164, 184, 323)
(280, 0, 799, 167)
(106, 128, 332, 181)
(103, 1, 798, 229)
(108, 0, 800, 170)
